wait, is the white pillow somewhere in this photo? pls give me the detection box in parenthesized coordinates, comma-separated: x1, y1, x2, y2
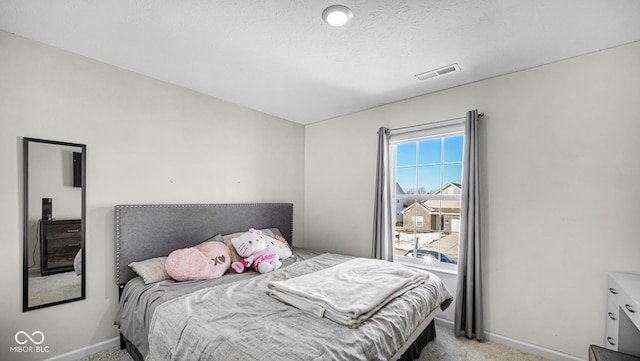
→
(129, 257, 171, 284)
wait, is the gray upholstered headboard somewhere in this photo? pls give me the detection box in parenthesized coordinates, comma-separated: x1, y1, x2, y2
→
(115, 203, 293, 286)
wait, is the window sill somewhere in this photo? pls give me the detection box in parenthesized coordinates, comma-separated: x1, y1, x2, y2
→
(394, 256, 458, 275)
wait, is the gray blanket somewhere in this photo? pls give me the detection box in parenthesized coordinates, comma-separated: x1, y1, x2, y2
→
(147, 253, 452, 361)
(114, 247, 321, 358)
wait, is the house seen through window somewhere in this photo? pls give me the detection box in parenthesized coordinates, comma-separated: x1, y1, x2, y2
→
(392, 131, 464, 267)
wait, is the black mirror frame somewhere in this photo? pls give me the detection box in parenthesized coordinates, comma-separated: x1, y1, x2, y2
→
(23, 137, 86, 311)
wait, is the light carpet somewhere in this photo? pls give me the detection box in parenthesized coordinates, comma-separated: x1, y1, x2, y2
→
(79, 324, 551, 361)
(28, 271, 81, 307)
(417, 323, 552, 361)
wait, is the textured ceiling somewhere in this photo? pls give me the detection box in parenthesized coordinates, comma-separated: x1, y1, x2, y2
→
(1, 0, 639, 124)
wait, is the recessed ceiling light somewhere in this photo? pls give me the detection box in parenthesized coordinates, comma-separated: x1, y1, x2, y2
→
(322, 5, 353, 27)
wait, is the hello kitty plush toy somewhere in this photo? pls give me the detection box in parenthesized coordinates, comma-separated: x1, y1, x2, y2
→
(230, 228, 282, 274)
(266, 235, 292, 260)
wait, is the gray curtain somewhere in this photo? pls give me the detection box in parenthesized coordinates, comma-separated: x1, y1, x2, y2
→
(372, 127, 394, 261)
(454, 109, 483, 340)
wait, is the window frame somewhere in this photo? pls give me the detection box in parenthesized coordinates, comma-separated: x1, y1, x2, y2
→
(389, 120, 465, 273)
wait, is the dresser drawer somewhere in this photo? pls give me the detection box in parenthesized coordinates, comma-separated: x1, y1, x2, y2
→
(47, 253, 78, 270)
(620, 298, 640, 332)
(43, 222, 82, 239)
(46, 237, 81, 255)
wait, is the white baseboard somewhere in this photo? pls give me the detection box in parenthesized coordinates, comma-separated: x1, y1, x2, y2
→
(434, 317, 454, 328)
(434, 317, 584, 361)
(43, 337, 120, 361)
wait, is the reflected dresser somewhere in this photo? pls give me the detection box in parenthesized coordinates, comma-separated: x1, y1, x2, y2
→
(40, 219, 81, 275)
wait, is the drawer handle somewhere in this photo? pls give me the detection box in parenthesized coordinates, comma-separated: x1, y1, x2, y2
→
(608, 312, 617, 320)
(67, 243, 80, 247)
(607, 337, 616, 346)
(66, 229, 80, 233)
(609, 288, 618, 295)
(626, 304, 636, 313)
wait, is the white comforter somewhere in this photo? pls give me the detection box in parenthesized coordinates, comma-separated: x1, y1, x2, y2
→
(267, 257, 428, 328)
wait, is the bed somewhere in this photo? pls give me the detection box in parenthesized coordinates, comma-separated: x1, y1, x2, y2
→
(114, 203, 453, 361)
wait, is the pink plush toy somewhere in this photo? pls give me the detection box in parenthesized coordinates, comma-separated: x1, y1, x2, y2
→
(165, 241, 231, 281)
(230, 228, 281, 274)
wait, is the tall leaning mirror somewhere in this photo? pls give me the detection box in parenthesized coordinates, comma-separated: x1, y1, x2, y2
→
(23, 137, 86, 311)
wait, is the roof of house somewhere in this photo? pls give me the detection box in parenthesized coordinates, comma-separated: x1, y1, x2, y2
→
(400, 182, 462, 214)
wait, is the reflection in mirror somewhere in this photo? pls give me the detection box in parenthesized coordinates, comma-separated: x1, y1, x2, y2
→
(23, 137, 86, 311)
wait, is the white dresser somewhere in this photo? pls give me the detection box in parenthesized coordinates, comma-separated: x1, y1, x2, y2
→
(606, 272, 640, 356)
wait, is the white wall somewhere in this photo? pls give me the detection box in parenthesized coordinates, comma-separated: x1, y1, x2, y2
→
(0, 31, 305, 360)
(305, 41, 640, 359)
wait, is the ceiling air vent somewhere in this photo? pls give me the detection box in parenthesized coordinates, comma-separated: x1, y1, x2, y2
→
(414, 63, 461, 81)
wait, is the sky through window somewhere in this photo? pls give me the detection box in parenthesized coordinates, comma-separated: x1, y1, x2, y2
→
(395, 135, 464, 194)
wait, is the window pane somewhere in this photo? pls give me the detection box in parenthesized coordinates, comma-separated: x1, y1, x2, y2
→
(443, 164, 463, 185)
(396, 143, 416, 166)
(444, 135, 464, 163)
(395, 201, 416, 256)
(396, 167, 416, 194)
(416, 199, 461, 264)
(423, 233, 459, 264)
(418, 139, 441, 165)
(394, 200, 435, 258)
(418, 165, 441, 194)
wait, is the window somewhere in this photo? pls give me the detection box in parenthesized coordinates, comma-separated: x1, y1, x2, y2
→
(391, 123, 464, 269)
